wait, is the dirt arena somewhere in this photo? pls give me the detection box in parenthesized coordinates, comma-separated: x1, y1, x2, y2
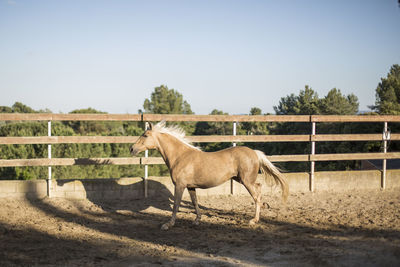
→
(0, 188, 399, 266)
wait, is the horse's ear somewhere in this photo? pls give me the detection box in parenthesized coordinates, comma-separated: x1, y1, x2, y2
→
(147, 122, 153, 130)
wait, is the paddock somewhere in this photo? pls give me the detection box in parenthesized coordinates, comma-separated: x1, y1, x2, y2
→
(1, 187, 399, 266)
(1, 114, 400, 266)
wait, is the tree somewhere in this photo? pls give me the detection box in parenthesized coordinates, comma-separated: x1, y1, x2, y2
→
(0, 106, 12, 113)
(320, 88, 358, 115)
(12, 102, 37, 113)
(274, 86, 359, 117)
(194, 109, 233, 151)
(239, 107, 270, 152)
(0, 103, 145, 180)
(372, 64, 400, 153)
(141, 85, 195, 175)
(195, 109, 231, 135)
(241, 107, 269, 135)
(373, 64, 400, 114)
(142, 85, 193, 114)
(65, 108, 111, 135)
(274, 85, 320, 115)
(141, 84, 196, 138)
(0, 102, 37, 113)
(267, 86, 361, 172)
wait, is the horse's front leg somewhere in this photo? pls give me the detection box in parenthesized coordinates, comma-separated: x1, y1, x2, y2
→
(161, 184, 185, 230)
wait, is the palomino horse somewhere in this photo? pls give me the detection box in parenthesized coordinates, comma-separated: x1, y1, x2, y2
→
(130, 121, 289, 230)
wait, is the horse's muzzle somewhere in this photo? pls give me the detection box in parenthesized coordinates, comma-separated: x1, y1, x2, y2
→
(130, 146, 139, 156)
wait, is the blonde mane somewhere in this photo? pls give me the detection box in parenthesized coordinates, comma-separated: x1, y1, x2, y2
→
(153, 121, 201, 151)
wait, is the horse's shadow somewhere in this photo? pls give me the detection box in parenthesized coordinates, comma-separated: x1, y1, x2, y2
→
(55, 178, 209, 215)
(54, 158, 227, 216)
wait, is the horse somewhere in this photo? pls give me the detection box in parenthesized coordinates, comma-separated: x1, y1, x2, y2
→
(130, 121, 289, 230)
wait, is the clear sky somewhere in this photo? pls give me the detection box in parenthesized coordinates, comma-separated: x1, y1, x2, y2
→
(1, 0, 399, 114)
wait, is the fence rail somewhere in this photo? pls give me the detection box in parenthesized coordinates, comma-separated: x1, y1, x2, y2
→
(3, 113, 400, 122)
(1, 113, 399, 193)
(2, 133, 400, 145)
(2, 152, 399, 168)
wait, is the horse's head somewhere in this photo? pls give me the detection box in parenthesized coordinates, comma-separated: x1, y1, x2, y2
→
(130, 122, 158, 156)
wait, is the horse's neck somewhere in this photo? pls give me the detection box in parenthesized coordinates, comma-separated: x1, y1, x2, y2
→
(156, 133, 194, 168)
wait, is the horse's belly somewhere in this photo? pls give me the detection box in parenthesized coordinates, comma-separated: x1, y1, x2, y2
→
(190, 169, 236, 189)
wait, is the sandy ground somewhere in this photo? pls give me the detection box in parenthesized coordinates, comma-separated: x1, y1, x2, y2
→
(0, 188, 399, 267)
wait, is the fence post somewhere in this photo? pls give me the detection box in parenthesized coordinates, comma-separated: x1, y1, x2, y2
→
(47, 120, 52, 198)
(231, 121, 237, 194)
(144, 121, 149, 198)
(310, 118, 316, 192)
(382, 121, 389, 189)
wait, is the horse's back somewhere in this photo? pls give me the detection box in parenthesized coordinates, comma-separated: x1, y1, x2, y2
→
(215, 146, 258, 162)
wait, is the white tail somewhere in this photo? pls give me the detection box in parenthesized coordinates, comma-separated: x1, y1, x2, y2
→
(255, 150, 289, 202)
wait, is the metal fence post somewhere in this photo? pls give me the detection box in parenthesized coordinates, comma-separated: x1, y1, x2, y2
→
(144, 121, 149, 198)
(382, 121, 389, 189)
(231, 121, 237, 194)
(47, 120, 52, 197)
(310, 120, 316, 192)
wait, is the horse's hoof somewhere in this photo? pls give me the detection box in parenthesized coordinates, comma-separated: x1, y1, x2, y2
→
(249, 219, 258, 225)
(161, 223, 170, 231)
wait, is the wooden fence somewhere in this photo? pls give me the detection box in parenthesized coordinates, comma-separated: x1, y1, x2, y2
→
(1, 113, 399, 195)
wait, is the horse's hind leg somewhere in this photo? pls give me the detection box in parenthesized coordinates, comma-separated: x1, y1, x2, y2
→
(188, 188, 201, 225)
(242, 181, 262, 225)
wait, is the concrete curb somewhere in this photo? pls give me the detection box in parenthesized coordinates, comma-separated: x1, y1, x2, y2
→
(0, 170, 399, 199)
